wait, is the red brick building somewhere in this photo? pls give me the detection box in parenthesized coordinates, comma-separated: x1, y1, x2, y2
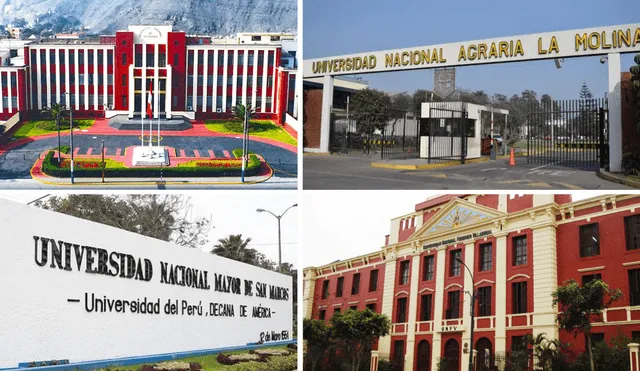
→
(0, 25, 298, 126)
(303, 194, 640, 371)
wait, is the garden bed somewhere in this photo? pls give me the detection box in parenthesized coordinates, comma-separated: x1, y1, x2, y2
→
(40, 151, 263, 178)
(205, 120, 297, 146)
(13, 119, 95, 139)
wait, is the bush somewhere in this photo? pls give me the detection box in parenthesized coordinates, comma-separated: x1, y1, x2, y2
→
(377, 359, 400, 371)
(622, 151, 640, 175)
(40, 151, 263, 178)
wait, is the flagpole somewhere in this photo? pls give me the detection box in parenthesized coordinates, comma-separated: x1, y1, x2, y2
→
(149, 81, 153, 150)
(141, 109, 144, 147)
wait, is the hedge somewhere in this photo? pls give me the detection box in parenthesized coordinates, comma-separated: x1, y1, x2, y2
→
(40, 151, 263, 178)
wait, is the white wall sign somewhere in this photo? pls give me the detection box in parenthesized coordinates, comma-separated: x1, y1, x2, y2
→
(0, 199, 293, 368)
(303, 24, 640, 77)
(130, 25, 171, 44)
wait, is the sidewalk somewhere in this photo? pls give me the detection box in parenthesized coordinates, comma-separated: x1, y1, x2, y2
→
(370, 156, 504, 170)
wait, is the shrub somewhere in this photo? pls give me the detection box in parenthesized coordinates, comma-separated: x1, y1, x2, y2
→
(377, 359, 400, 371)
(40, 151, 263, 178)
(216, 352, 268, 365)
(622, 151, 640, 175)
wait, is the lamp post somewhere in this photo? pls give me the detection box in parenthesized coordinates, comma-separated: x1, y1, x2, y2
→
(256, 204, 298, 273)
(101, 139, 105, 183)
(456, 256, 477, 371)
(65, 92, 74, 184)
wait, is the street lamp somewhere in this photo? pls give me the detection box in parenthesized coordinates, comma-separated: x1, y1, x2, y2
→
(64, 92, 74, 184)
(256, 204, 298, 273)
(456, 256, 477, 371)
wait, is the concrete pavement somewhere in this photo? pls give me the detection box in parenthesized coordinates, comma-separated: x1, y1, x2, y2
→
(303, 154, 635, 190)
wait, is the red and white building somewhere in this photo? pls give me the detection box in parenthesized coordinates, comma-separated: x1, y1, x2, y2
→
(0, 25, 298, 129)
(303, 194, 640, 371)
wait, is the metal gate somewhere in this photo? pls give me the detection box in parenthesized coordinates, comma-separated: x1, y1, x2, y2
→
(329, 109, 419, 159)
(527, 98, 609, 171)
(419, 101, 469, 164)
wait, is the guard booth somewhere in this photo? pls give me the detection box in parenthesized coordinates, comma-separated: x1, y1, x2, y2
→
(420, 102, 509, 162)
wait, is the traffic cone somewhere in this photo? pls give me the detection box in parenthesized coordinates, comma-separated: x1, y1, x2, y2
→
(509, 148, 516, 166)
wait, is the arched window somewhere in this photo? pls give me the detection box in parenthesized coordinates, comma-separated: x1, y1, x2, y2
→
(443, 339, 460, 371)
(417, 340, 431, 370)
(475, 337, 493, 371)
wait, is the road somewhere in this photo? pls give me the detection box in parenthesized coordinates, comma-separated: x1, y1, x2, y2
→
(303, 155, 634, 190)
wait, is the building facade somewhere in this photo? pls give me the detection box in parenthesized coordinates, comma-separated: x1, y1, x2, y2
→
(0, 25, 298, 125)
(303, 194, 640, 371)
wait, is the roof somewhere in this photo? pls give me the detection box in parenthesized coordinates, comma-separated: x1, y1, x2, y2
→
(414, 195, 469, 212)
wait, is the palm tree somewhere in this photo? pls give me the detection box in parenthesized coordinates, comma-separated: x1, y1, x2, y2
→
(211, 234, 257, 265)
(232, 104, 256, 183)
(530, 333, 560, 371)
(41, 102, 67, 167)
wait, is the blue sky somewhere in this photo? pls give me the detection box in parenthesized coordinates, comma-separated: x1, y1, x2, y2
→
(304, 0, 640, 99)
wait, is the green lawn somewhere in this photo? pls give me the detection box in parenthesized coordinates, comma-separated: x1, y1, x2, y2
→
(106, 346, 295, 371)
(13, 119, 95, 139)
(205, 120, 297, 147)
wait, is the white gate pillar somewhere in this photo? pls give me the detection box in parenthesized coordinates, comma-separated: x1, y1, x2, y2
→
(629, 343, 639, 371)
(370, 350, 379, 371)
(320, 75, 334, 153)
(608, 52, 622, 172)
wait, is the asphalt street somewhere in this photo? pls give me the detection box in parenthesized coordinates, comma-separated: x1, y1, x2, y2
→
(303, 155, 634, 190)
(0, 134, 298, 186)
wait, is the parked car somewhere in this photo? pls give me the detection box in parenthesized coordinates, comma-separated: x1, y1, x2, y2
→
(493, 134, 503, 145)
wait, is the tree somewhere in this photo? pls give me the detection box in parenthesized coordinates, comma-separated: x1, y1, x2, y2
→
(41, 102, 67, 167)
(211, 234, 257, 264)
(36, 194, 211, 248)
(552, 279, 623, 371)
(303, 318, 332, 371)
(233, 103, 255, 181)
(631, 53, 640, 132)
(351, 88, 391, 137)
(331, 308, 391, 371)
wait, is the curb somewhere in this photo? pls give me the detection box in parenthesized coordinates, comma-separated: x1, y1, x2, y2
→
(370, 157, 490, 171)
(596, 169, 640, 189)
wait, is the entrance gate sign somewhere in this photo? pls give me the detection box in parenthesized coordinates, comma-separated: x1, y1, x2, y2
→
(0, 199, 293, 369)
(303, 24, 640, 77)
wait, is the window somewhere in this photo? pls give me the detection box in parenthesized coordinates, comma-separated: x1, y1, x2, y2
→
(321, 280, 329, 299)
(216, 96, 223, 109)
(366, 303, 376, 311)
(333, 308, 341, 316)
(251, 35, 261, 41)
(227, 51, 234, 66)
(107, 74, 113, 85)
(237, 53, 244, 65)
(188, 52, 194, 66)
(207, 75, 214, 85)
(350, 305, 357, 311)
(423, 255, 434, 281)
(393, 340, 404, 368)
(197, 96, 203, 107)
(147, 53, 154, 67)
(217, 75, 223, 85)
(257, 76, 263, 87)
(227, 76, 233, 86)
(121, 53, 127, 66)
(586, 333, 605, 348)
(88, 94, 94, 105)
(207, 96, 213, 107)
(450, 250, 461, 276)
(582, 274, 603, 308)
(369, 269, 379, 292)
(198, 75, 204, 86)
(420, 294, 432, 321)
(267, 76, 273, 88)
(79, 75, 85, 85)
(580, 223, 600, 257)
(248, 53, 254, 66)
(513, 236, 528, 266)
(396, 297, 407, 323)
(258, 53, 264, 66)
(318, 309, 326, 320)
(120, 95, 126, 107)
(336, 277, 344, 298)
(479, 242, 493, 271)
(198, 52, 203, 65)
(399, 260, 410, 285)
(511, 336, 527, 351)
(88, 51, 94, 65)
(121, 74, 126, 87)
(633, 331, 640, 342)
(351, 273, 360, 295)
(247, 75, 253, 85)
(268, 53, 274, 66)
(625, 215, 640, 250)
(186, 96, 193, 108)
(477, 286, 492, 317)
(629, 269, 640, 306)
(107, 52, 113, 65)
(218, 52, 224, 66)
(174, 54, 179, 66)
(512, 281, 528, 314)
(446, 291, 461, 319)
(208, 52, 214, 65)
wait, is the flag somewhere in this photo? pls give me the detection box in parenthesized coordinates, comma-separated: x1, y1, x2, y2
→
(146, 81, 153, 119)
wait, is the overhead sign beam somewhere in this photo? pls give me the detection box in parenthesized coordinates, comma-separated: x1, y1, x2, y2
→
(303, 24, 640, 78)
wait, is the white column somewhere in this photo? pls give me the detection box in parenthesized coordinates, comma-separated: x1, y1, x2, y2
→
(154, 45, 159, 117)
(65, 49, 71, 107)
(14, 71, 19, 111)
(7, 71, 13, 112)
(36, 49, 42, 110)
(55, 49, 60, 104)
(403, 253, 422, 371)
(128, 65, 134, 118)
(261, 50, 268, 112)
(302, 270, 317, 319)
(45, 48, 51, 107)
(252, 50, 258, 109)
(320, 74, 334, 152)
(271, 50, 277, 113)
(0, 72, 4, 113)
(460, 242, 475, 370)
(202, 50, 208, 113)
(232, 49, 238, 108)
(532, 223, 559, 341)
(222, 49, 228, 112)
(494, 234, 507, 370)
(83, 49, 88, 110)
(294, 70, 301, 118)
(74, 49, 79, 109)
(608, 52, 622, 172)
(430, 248, 447, 371)
(166, 65, 172, 119)
(103, 48, 108, 108)
(93, 48, 99, 110)
(242, 50, 248, 105)
(191, 49, 198, 111)
(378, 256, 398, 361)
